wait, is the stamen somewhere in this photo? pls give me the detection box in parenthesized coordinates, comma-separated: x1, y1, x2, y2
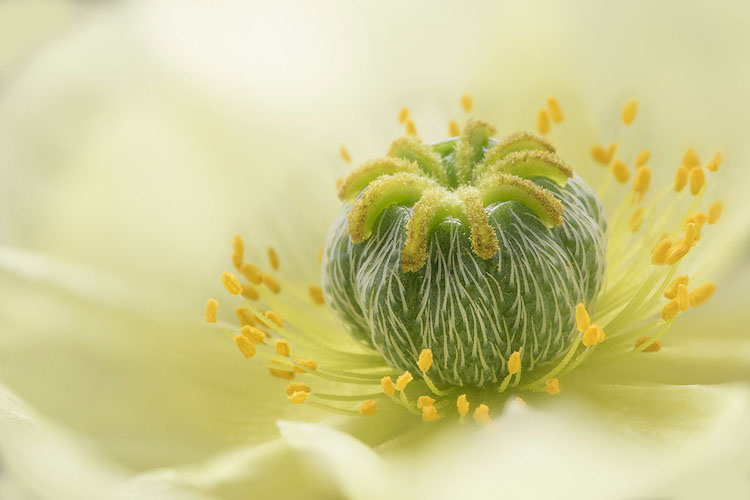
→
(285, 382, 311, 396)
(275, 339, 291, 357)
(473, 404, 491, 425)
(422, 405, 439, 422)
(508, 351, 521, 375)
(689, 282, 716, 307)
(236, 306, 256, 327)
(455, 119, 497, 184)
(405, 119, 417, 135)
(381, 376, 395, 396)
(621, 99, 638, 125)
(635, 150, 650, 168)
(241, 285, 259, 301)
(457, 394, 469, 417)
(676, 284, 689, 311)
(683, 222, 698, 247)
(674, 167, 688, 192)
(267, 247, 280, 270)
(395, 371, 413, 391)
(448, 120, 460, 137)
(661, 300, 680, 321)
(629, 208, 644, 232)
(664, 275, 689, 299)
(205, 298, 218, 323)
(262, 273, 281, 293)
(269, 367, 295, 380)
(536, 109, 550, 135)
(478, 173, 564, 228)
(575, 303, 591, 332)
(460, 94, 474, 112)
(651, 238, 672, 265)
(308, 285, 325, 305)
(590, 144, 614, 165)
(582, 324, 605, 347)
(545, 378, 560, 395)
(683, 148, 700, 169)
(241, 325, 265, 344)
(288, 391, 309, 404)
(265, 311, 284, 328)
(398, 107, 410, 124)
(706, 151, 722, 172)
(232, 235, 244, 270)
(635, 336, 661, 352)
(339, 145, 352, 163)
(633, 167, 652, 196)
(234, 335, 257, 359)
(359, 399, 377, 417)
(689, 168, 705, 195)
(708, 201, 723, 224)
(293, 359, 318, 372)
(546, 96, 564, 123)
(239, 263, 262, 284)
(611, 160, 630, 183)
(417, 349, 433, 372)
(221, 272, 242, 296)
(417, 395, 436, 409)
(665, 242, 690, 265)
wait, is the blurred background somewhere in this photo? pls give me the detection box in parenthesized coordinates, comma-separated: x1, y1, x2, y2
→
(0, 0, 749, 496)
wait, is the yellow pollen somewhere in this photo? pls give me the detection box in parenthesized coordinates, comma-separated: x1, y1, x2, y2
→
(706, 151, 722, 172)
(221, 272, 243, 296)
(633, 166, 652, 194)
(205, 298, 218, 323)
(683, 147, 701, 169)
(241, 325, 266, 344)
(234, 335, 256, 359)
(395, 371, 413, 391)
(674, 166, 688, 192)
(546, 96, 564, 123)
(284, 382, 311, 396)
(676, 284, 690, 311)
(448, 119, 460, 137)
(629, 208, 645, 232)
(460, 94, 474, 111)
(422, 405, 439, 422)
(545, 378, 560, 395)
(473, 404, 491, 425)
(293, 358, 318, 372)
(235, 306, 256, 327)
(683, 222, 698, 247)
(339, 145, 352, 163)
(457, 394, 469, 417)
(689, 167, 705, 195)
(661, 300, 680, 321)
(575, 303, 590, 332)
(308, 285, 325, 305)
(288, 391, 309, 404)
(269, 367, 295, 380)
(590, 143, 615, 165)
(275, 339, 291, 357)
(239, 263, 263, 284)
(636, 336, 661, 352)
(621, 99, 638, 125)
(611, 160, 630, 183)
(417, 395, 436, 409)
(651, 238, 672, 265)
(536, 109, 550, 135)
(381, 376, 395, 397)
(417, 349, 433, 372)
(689, 282, 716, 307)
(664, 275, 689, 299)
(398, 107, 410, 124)
(261, 273, 281, 294)
(635, 150, 651, 168)
(265, 310, 284, 328)
(405, 119, 417, 135)
(267, 247, 280, 270)
(686, 212, 708, 227)
(708, 201, 723, 224)
(665, 242, 690, 265)
(582, 324, 604, 347)
(507, 350, 521, 375)
(359, 399, 377, 417)
(232, 235, 244, 270)
(241, 284, 259, 301)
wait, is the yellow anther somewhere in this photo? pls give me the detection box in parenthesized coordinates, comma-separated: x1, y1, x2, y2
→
(417, 349, 433, 372)
(395, 371, 413, 391)
(221, 272, 243, 296)
(689, 167, 705, 195)
(457, 394, 469, 417)
(573, 304, 590, 332)
(398, 107, 410, 124)
(674, 166, 688, 192)
(265, 311, 284, 328)
(293, 358, 318, 372)
(422, 405, 439, 422)
(239, 263, 262, 284)
(661, 300, 680, 321)
(269, 367, 295, 380)
(288, 391, 308, 404)
(689, 282, 716, 307)
(339, 145, 352, 163)
(683, 147, 701, 169)
(267, 247, 280, 270)
(241, 325, 266, 344)
(582, 324, 604, 347)
(545, 378, 560, 395)
(417, 395, 436, 409)
(235, 306, 256, 327)
(664, 275, 689, 299)
(405, 119, 417, 135)
(359, 399, 377, 417)
(536, 109, 550, 135)
(308, 285, 325, 305)
(261, 273, 281, 294)
(683, 222, 698, 247)
(665, 242, 690, 265)
(472, 404, 491, 425)
(676, 284, 689, 311)
(629, 208, 645, 232)
(611, 159, 630, 183)
(686, 212, 708, 227)
(651, 238, 672, 265)
(636, 336, 661, 352)
(205, 298, 218, 323)
(234, 335, 256, 359)
(284, 382, 311, 396)
(706, 151, 722, 172)
(635, 150, 650, 168)
(275, 339, 291, 357)
(633, 166, 652, 194)
(241, 284, 259, 301)
(708, 201, 723, 224)
(232, 235, 244, 270)
(507, 351, 521, 375)
(546, 96, 564, 123)
(590, 143, 615, 165)
(448, 119, 460, 136)
(621, 99, 638, 125)
(460, 94, 474, 111)
(381, 376, 395, 397)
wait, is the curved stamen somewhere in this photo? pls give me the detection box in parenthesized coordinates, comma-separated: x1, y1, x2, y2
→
(455, 119, 497, 184)
(348, 173, 438, 243)
(478, 173, 564, 228)
(477, 150, 573, 186)
(388, 136, 448, 185)
(337, 157, 421, 201)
